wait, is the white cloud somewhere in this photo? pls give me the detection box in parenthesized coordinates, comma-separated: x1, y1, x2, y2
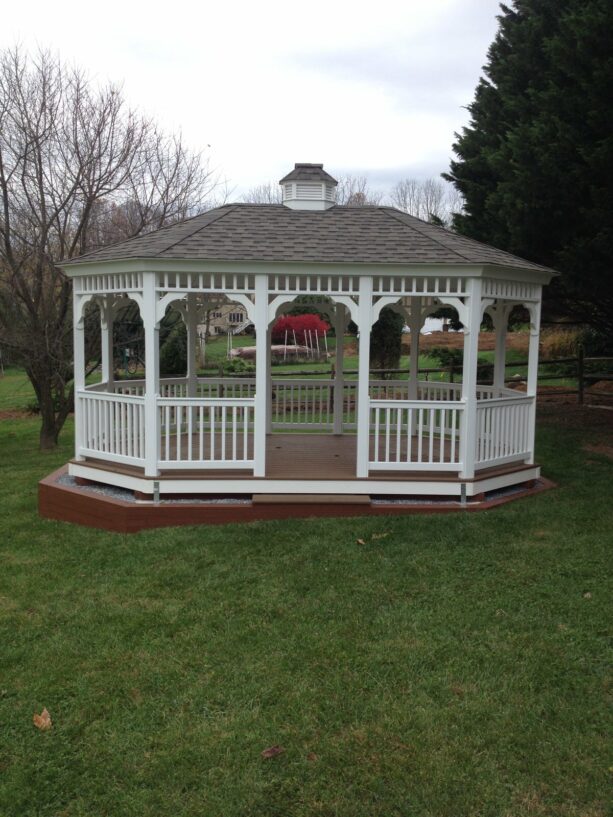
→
(1, 0, 501, 196)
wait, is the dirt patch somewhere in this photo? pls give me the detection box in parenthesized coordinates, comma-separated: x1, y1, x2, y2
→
(537, 402, 613, 431)
(0, 409, 34, 420)
(582, 443, 613, 460)
(402, 330, 530, 355)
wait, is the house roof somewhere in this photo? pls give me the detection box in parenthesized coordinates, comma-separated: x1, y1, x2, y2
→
(279, 162, 338, 185)
(62, 204, 552, 274)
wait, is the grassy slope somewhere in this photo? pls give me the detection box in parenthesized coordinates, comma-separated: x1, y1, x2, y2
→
(0, 373, 611, 816)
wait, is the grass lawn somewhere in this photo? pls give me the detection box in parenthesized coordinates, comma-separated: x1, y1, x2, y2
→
(0, 372, 611, 816)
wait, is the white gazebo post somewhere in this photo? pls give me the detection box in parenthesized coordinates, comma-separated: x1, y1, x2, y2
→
(356, 275, 373, 478)
(459, 278, 482, 479)
(266, 324, 273, 434)
(408, 296, 422, 400)
(100, 297, 114, 392)
(524, 297, 541, 464)
(491, 302, 511, 391)
(143, 272, 160, 478)
(73, 306, 86, 461)
(333, 304, 345, 435)
(253, 273, 268, 477)
(186, 293, 198, 398)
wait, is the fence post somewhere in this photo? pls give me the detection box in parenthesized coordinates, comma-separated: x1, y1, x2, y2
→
(449, 362, 454, 384)
(577, 344, 584, 405)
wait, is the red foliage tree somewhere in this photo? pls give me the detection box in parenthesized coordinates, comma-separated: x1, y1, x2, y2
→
(271, 314, 330, 344)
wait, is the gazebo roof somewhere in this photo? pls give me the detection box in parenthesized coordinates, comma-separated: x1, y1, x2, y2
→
(64, 203, 552, 274)
(279, 162, 338, 185)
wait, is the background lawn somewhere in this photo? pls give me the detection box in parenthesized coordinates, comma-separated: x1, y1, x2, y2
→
(0, 371, 611, 816)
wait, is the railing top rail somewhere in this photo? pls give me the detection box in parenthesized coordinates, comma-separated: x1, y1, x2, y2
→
(157, 396, 255, 407)
(370, 398, 464, 409)
(78, 389, 144, 403)
(477, 394, 534, 406)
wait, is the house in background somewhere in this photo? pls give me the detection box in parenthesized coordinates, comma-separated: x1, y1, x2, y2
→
(201, 303, 252, 337)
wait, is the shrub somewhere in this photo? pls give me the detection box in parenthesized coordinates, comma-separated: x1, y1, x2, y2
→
(540, 327, 581, 360)
(370, 308, 404, 372)
(224, 357, 255, 375)
(428, 347, 463, 369)
(160, 322, 187, 375)
(271, 313, 330, 344)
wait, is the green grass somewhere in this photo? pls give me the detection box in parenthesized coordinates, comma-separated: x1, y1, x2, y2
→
(0, 372, 611, 816)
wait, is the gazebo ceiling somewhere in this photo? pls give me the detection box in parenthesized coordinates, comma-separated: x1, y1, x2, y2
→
(64, 203, 552, 275)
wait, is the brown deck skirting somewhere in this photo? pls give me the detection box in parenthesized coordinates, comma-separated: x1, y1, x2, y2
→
(39, 466, 555, 533)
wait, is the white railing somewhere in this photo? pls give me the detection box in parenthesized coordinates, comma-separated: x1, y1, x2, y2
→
(78, 390, 145, 465)
(272, 379, 335, 428)
(114, 379, 146, 396)
(196, 377, 256, 400)
(157, 397, 255, 469)
(475, 395, 534, 468)
(369, 399, 463, 471)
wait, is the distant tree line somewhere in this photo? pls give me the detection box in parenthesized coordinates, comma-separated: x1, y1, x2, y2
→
(242, 175, 463, 227)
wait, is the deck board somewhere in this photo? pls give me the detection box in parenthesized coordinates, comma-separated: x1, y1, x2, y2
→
(80, 433, 533, 483)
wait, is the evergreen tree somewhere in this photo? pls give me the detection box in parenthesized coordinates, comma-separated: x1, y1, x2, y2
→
(370, 308, 404, 373)
(444, 1, 613, 334)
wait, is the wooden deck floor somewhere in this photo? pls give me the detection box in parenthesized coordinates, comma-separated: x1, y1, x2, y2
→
(82, 433, 531, 484)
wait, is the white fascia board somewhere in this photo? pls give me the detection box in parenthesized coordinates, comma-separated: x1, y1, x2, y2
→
(62, 257, 485, 279)
(480, 263, 557, 286)
(60, 256, 555, 285)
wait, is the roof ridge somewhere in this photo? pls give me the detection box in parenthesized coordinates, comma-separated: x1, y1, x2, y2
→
(380, 208, 470, 263)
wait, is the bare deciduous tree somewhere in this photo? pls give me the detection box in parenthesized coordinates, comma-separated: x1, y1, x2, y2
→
(0, 47, 218, 448)
(336, 175, 383, 206)
(390, 178, 463, 226)
(241, 182, 283, 204)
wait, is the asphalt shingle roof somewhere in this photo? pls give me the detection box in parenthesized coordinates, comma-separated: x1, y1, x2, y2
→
(279, 163, 338, 184)
(64, 204, 551, 273)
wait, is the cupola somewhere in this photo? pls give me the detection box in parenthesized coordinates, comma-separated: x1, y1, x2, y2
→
(279, 163, 337, 210)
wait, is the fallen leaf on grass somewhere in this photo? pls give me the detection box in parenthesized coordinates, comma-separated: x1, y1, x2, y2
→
(33, 708, 52, 731)
(306, 752, 318, 761)
(357, 532, 390, 544)
(261, 745, 284, 759)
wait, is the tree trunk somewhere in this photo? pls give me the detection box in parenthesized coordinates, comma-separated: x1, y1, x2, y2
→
(37, 381, 60, 450)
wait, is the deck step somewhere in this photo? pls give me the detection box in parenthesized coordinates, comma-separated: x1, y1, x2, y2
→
(252, 494, 371, 505)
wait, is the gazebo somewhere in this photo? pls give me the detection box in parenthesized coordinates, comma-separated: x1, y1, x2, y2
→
(42, 163, 555, 526)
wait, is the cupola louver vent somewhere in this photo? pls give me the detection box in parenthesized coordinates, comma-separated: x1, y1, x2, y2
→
(279, 163, 338, 210)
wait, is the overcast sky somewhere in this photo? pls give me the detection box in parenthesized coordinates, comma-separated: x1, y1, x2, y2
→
(2, 0, 502, 198)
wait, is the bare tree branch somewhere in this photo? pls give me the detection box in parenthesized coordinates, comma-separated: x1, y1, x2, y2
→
(0, 46, 220, 449)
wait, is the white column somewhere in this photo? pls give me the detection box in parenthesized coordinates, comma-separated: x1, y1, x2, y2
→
(408, 296, 422, 400)
(73, 307, 86, 461)
(333, 304, 345, 434)
(492, 303, 508, 391)
(356, 276, 373, 478)
(100, 298, 114, 392)
(266, 324, 273, 434)
(186, 293, 198, 398)
(459, 278, 482, 479)
(143, 272, 160, 477)
(253, 274, 268, 477)
(525, 298, 541, 465)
